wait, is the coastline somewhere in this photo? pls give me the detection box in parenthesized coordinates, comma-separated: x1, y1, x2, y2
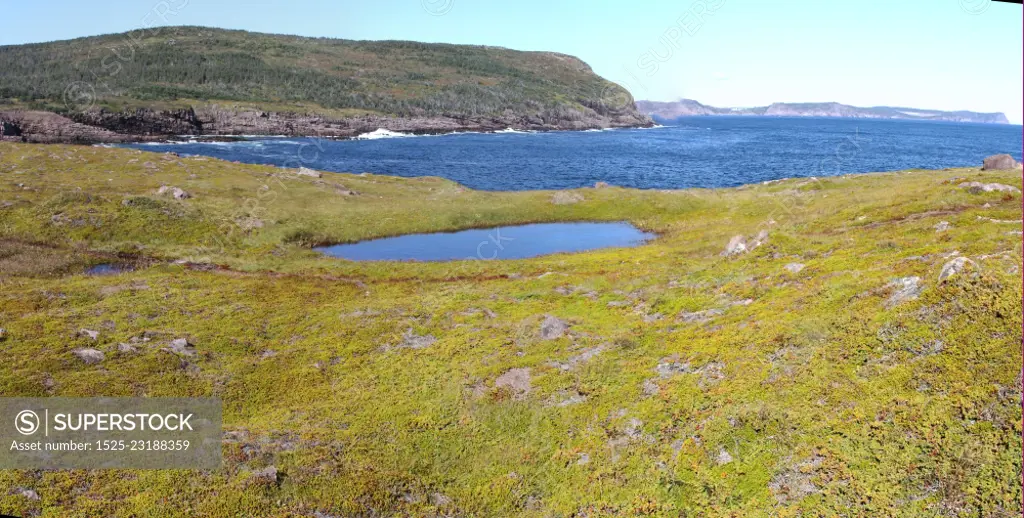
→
(0, 107, 655, 145)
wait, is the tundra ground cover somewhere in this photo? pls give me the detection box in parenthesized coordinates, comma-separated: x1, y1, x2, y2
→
(0, 142, 1020, 516)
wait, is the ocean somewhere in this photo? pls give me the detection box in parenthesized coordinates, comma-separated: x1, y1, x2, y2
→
(121, 116, 1023, 191)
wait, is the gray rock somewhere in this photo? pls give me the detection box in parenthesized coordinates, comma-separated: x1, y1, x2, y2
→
(551, 191, 584, 205)
(78, 328, 99, 340)
(886, 277, 922, 307)
(934, 221, 951, 232)
(982, 154, 1020, 170)
(19, 489, 40, 501)
(156, 185, 191, 199)
(400, 330, 436, 349)
(784, 263, 805, 273)
(716, 448, 734, 465)
(939, 256, 978, 282)
(117, 342, 137, 354)
(679, 308, 724, 323)
(296, 167, 322, 178)
(73, 348, 105, 364)
(164, 338, 196, 357)
(494, 368, 531, 398)
(540, 315, 569, 340)
(250, 465, 278, 485)
(723, 235, 747, 256)
(959, 181, 1020, 194)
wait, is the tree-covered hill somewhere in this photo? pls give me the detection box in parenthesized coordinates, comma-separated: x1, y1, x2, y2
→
(0, 26, 649, 140)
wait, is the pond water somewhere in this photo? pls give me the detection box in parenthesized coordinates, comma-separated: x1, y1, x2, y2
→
(85, 263, 133, 275)
(315, 222, 654, 262)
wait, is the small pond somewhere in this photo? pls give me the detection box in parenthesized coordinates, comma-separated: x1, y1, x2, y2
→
(315, 222, 655, 262)
(85, 263, 134, 275)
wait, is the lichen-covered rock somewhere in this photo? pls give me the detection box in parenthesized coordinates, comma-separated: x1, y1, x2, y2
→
(495, 368, 531, 398)
(959, 182, 1020, 194)
(73, 348, 105, 364)
(539, 315, 569, 340)
(785, 263, 806, 273)
(164, 338, 196, 356)
(939, 256, 978, 282)
(886, 277, 922, 307)
(156, 185, 191, 199)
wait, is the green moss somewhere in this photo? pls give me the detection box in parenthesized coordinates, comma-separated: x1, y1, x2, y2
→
(0, 142, 1020, 516)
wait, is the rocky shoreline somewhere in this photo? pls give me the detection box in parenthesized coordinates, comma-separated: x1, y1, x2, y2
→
(0, 105, 654, 144)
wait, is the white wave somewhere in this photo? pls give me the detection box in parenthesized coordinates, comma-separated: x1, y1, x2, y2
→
(494, 128, 536, 134)
(354, 128, 412, 140)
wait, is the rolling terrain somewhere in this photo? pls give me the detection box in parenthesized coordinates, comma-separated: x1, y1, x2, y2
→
(0, 143, 1020, 516)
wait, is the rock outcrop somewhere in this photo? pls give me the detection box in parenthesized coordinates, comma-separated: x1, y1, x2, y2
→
(982, 154, 1021, 171)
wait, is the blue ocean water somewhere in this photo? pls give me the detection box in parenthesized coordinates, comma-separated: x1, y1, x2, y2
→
(315, 222, 654, 262)
(122, 117, 1022, 191)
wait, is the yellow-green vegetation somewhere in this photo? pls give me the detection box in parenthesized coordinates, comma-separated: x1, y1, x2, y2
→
(0, 142, 1021, 516)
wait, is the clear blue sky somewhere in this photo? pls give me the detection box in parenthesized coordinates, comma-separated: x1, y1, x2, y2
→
(2, 0, 1021, 123)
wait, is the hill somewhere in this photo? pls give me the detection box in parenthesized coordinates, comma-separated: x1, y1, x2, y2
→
(0, 27, 651, 142)
(637, 99, 1011, 124)
(0, 142, 1020, 516)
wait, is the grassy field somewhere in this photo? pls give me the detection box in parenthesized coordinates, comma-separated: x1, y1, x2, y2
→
(0, 141, 1020, 517)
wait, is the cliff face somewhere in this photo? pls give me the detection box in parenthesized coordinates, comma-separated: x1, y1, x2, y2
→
(0, 104, 651, 143)
(0, 26, 652, 143)
(637, 99, 1011, 124)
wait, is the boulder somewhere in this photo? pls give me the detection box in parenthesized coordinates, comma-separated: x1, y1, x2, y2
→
(981, 154, 1020, 171)
(156, 186, 191, 200)
(73, 348, 105, 364)
(959, 182, 1020, 194)
(938, 256, 978, 282)
(296, 167, 322, 178)
(539, 315, 569, 340)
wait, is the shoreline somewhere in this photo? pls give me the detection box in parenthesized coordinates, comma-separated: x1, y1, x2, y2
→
(0, 107, 655, 145)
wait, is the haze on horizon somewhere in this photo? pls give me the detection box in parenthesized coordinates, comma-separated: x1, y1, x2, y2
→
(2, 0, 1021, 124)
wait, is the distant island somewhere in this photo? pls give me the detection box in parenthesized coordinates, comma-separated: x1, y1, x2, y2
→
(0, 27, 651, 143)
(636, 99, 1011, 124)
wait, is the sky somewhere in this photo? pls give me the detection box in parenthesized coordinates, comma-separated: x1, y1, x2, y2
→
(1, 0, 1021, 123)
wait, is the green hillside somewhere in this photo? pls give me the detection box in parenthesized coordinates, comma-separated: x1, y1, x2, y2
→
(0, 26, 635, 119)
